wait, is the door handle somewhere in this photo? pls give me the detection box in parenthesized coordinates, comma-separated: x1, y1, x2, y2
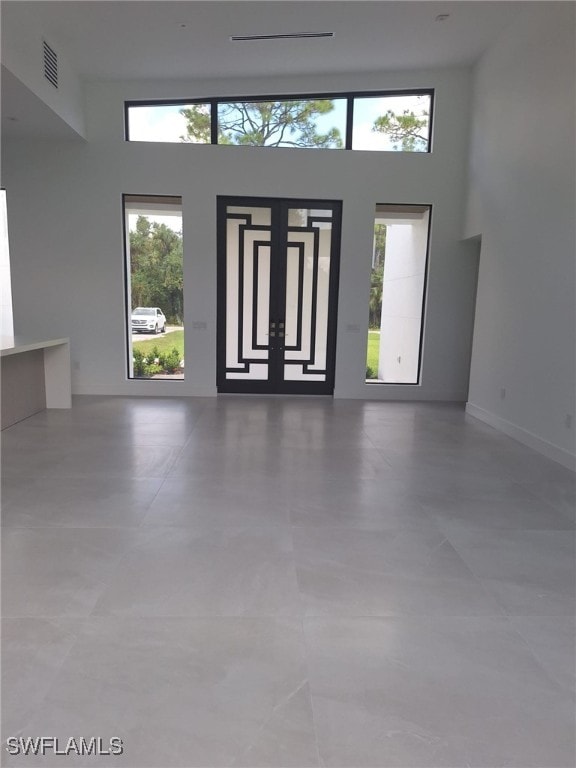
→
(269, 320, 285, 339)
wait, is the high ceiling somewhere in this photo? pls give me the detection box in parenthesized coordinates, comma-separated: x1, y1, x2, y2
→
(1, 1, 534, 141)
(4, 1, 527, 81)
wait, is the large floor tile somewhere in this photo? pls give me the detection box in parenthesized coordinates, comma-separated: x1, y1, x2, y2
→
(2, 618, 82, 738)
(168, 448, 286, 484)
(1, 418, 192, 447)
(374, 443, 509, 476)
(293, 528, 503, 616)
(11, 420, 196, 447)
(304, 616, 575, 767)
(493, 444, 576, 487)
(47, 444, 183, 478)
(64, 395, 207, 425)
(521, 475, 576, 521)
(1, 476, 163, 528)
(510, 615, 576, 697)
(2, 396, 575, 768)
(1, 440, 182, 479)
(0, 433, 71, 477)
(418, 490, 574, 534)
(2, 528, 136, 617)
(5, 617, 319, 767)
(142, 476, 291, 528)
(287, 474, 409, 511)
(289, 492, 437, 531)
(447, 529, 576, 615)
(93, 527, 301, 617)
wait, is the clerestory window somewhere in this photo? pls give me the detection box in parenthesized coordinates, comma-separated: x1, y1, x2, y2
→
(125, 90, 433, 152)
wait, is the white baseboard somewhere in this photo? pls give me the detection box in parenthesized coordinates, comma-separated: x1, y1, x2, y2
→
(466, 402, 576, 471)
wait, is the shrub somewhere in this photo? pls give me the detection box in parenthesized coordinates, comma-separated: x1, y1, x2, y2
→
(133, 348, 165, 377)
(133, 348, 150, 377)
(157, 347, 182, 374)
(366, 365, 375, 379)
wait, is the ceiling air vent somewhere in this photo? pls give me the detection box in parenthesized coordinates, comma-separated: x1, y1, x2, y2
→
(43, 41, 58, 88)
(230, 31, 334, 42)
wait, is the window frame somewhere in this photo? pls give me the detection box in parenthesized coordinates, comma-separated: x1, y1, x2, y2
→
(366, 203, 433, 387)
(122, 193, 185, 382)
(124, 89, 434, 152)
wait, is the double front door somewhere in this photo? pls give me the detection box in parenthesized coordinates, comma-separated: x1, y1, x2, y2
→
(217, 197, 342, 394)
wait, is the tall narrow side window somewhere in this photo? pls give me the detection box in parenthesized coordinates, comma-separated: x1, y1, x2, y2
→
(123, 195, 184, 380)
(0, 189, 14, 336)
(366, 204, 431, 384)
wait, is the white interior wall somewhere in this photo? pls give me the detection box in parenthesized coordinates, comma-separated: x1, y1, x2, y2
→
(1, 2, 86, 138)
(1, 68, 477, 400)
(464, 3, 576, 469)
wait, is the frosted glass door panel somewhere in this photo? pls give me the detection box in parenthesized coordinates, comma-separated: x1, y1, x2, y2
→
(224, 206, 272, 380)
(283, 210, 333, 382)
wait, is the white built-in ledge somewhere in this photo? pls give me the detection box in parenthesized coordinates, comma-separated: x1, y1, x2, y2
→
(1, 336, 72, 428)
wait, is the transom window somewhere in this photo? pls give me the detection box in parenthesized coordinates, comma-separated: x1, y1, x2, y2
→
(125, 90, 433, 152)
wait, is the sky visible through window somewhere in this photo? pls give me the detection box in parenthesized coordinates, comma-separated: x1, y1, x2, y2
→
(128, 105, 203, 143)
(127, 212, 181, 232)
(127, 94, 429, 151)
(352, 95, 429, 150)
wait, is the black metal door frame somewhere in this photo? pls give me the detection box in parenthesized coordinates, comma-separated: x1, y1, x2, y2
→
(216, 195, 342, 395)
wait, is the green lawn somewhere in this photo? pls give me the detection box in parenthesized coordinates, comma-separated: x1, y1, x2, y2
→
(134, 329, 378, 377)
(132, 330, 184, 358)
(366, 330, 380, 379)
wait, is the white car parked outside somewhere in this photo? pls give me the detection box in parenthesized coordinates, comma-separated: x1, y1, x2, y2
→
(131, 307, 167, 334)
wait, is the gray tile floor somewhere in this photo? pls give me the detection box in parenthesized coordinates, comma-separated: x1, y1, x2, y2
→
(2, 396, 575, 767)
